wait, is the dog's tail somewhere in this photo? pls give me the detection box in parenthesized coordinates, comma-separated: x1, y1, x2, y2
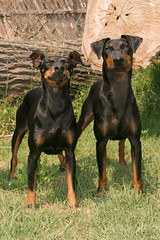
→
(77, 94, 94, 138)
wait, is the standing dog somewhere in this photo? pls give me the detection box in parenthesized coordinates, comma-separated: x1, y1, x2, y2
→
(77, 35, 143, 194)
(9, 50, 84, 209)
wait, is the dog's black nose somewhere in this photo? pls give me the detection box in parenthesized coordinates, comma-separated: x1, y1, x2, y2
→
(54, 65, 64, 72)
(113, 56, 124, 64)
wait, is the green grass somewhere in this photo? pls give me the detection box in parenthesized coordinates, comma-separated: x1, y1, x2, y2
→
(0, 59, 160, 239)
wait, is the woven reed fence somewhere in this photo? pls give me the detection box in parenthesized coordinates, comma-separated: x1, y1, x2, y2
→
(0, 0, 87, 41)
(0, 0, 100, 98)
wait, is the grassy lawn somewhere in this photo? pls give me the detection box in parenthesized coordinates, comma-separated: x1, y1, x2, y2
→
(0, 60, 160, 239)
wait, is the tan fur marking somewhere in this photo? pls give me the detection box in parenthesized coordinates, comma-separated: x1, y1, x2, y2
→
(100, 122, 111, 136)
(132, 159, 142, 195)
(108, 53, 132, 74)
(67, 133, 74, 145)
(120, 41, 125, 46)
(98, 176, 107, 192)
(44, 67, 55, 79)
(27, 188, 36, 208)
(66, 70, 70, 80)
(130, 120, 138, 134)
(27, 169, 37, 208)
(52, 87, 59, 93)
(114, 53, 132, 74)
(58, 152, 66, 169)
(44, 68, 70, 88)
(62, 131, 74, 145)
(106, 54, 114, 69)
(36, 135, 46, 146)
(66, 165, 77, 209)
(124, 53, 132, 67)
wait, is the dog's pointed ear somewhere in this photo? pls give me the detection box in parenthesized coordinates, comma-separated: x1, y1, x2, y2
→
(68, 51, 83, 66)
(28, 51, 45, 68)
(68, 51, 90, 67)
(90, 38, 110, 60)
(121, 35, 143, 53)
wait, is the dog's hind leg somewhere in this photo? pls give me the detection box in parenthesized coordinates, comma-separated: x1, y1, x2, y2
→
(9, 104, 28, 179)
(119, 139, 126, 165)
(58, 151, 66, 172)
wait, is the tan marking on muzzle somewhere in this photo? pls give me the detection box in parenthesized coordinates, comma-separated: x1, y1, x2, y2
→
(44, 68, 70, 87)
(113, 53, 132, 74)
(105, 54, 114, 69)
(44, 67, 55, 80)
(124, 53, 132, 67)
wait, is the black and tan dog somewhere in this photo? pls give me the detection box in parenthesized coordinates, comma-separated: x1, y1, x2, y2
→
(77, 35, 143, 195)
(9, 50, 85, 209)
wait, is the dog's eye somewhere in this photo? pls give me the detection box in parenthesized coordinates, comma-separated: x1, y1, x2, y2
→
(120, 43, 128, 50)
(105, 46, 113, 51)
(61, 59, 70, 68)
(45, 60, 54, 65)
(61, 59, 66, 64)
(48, 60, 55, 64)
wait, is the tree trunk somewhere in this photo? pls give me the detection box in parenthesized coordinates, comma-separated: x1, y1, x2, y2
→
(82, 0, 160, 70)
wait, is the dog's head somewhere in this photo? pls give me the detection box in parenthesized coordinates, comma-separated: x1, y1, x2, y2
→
(91, 35, 143, 74)
(28, 51, 84, 88)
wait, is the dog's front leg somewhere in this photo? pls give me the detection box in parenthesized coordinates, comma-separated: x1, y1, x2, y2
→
(27, 151, 40, 209)
(129, 138, 142, 194)
(96, 139, 108, 194)
(65, 149, 77, 210)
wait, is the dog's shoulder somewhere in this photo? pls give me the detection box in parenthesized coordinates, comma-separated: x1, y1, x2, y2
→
(89, 79, 103, 96)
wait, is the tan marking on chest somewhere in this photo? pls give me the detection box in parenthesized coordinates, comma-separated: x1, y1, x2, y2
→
(130, 120, 138, 133)
(100, 122, 111, 136)
(36, 134, 48, 146)
(62, 131, 74, 145)
(100, 119, 118, 136)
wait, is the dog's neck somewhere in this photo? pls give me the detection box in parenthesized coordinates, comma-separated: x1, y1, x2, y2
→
(102, 63, 132, 117)
(40, 78, 71, 114)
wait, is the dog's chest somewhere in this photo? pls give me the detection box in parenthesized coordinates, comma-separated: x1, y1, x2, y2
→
(35, 128, 75, 154)
(33, 115, 76, 154)
(96, 116, 122, 138)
